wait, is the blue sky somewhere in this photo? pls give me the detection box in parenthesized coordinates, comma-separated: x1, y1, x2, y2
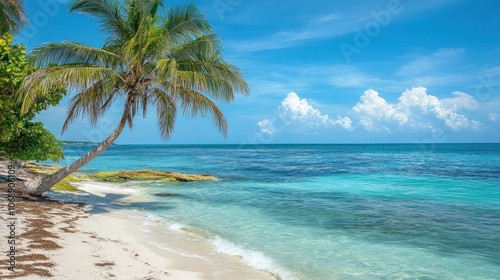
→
(17, 0, 500, 144)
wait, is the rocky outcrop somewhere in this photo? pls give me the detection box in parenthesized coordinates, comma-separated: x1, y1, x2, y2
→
(90, 170, 217, 183)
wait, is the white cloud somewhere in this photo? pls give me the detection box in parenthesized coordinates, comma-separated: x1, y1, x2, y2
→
(279, 92, 330, 127)
(227, 1, 457, 53)
(333, 116, 353, 130)
(312, 13, 340, 24)
(227, 12, 366, 52)
(397, 48, 465, 76)
(257, 92, 352, 135)
(353, 89, 409, 131)
(489, 113, 500, 122)
(329, 70, 390, 88)
(441, 91, 478, 111)
(257, 119, 276, 135)
(352, 87, 481, 132)
(257, 87, 482, 136)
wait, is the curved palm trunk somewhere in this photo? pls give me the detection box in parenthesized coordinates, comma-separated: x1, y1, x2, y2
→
(25, 97, 133, 196)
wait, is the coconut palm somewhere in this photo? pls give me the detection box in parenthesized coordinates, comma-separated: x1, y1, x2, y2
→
(0, 0, 27, 35)
(18, 0, 248, 195)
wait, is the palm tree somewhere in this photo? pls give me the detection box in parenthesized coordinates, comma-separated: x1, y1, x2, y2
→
(0, 0, 27, 35)
(18, 0, 248, 195)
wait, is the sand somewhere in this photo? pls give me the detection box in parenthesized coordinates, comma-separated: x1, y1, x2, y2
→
(0, 180, 278, 279)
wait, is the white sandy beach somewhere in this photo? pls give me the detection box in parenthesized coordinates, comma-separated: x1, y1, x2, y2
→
(0, 180, 277, 280)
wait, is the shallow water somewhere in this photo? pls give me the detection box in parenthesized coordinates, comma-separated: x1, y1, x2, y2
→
(57, 144, 500, 279)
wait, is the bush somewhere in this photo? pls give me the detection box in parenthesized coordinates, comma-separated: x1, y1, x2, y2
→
(0, 33, 66, 162)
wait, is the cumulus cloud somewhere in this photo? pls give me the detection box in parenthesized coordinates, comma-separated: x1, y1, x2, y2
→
(258, 88, 482, 136)
(353, 87, 481, 132)
(257, 92, 352, 135)
(257, 119, 276, 135)
(333, 116, 353, 130)
(279, 92, 330, 127)
(353, 89, 409, 131)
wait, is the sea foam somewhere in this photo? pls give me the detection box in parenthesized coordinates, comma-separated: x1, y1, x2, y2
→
(213, 236, 297, 280)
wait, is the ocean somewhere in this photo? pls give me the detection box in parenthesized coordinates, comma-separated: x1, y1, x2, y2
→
(57, 144, 500, 279)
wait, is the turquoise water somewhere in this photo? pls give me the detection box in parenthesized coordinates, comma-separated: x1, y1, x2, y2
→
(58, 144, 500, 279)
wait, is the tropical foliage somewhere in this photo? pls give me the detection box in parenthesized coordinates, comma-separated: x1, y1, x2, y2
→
(18, 0, 248, 195)
(0, 0, 27, 35)
(0, 33, 65, 162)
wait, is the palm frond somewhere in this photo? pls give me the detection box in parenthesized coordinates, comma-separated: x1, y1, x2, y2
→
(19, 65, 120, 114)
(139, 89, 149, 118)
(0, 0, 27, 35)
(102, 0, 162, 52)
(117, 0, 168, 62)
(70, 0, 126, 38)
(28, 41, 125, 69)
(165, 4, 211, 36)
(126, 109, 134, 129)
(121, 17, 153, 62)
(151, 58, 177, 82)
(63, 81, 120, 132)
(150, 4, 211, 56)
(150, 87, 176, 139)
(175, 87, 228, 137)
(152, 29, 248, 101)
(152, 55, 248, 101)
(180, 59, 248, 94)
(168, 34, 220, 61)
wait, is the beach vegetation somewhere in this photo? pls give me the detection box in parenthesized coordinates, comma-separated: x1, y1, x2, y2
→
(24, 162, 85, 193)
(24, 162, 85, 182)
(17, 0, 248, 195)
(51, 181, 84, 193)
(90, 170, 216, 183)
(0, 33, 65, 163)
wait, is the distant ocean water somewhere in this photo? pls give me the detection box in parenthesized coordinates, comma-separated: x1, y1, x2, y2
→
(58, 144, 500, 279)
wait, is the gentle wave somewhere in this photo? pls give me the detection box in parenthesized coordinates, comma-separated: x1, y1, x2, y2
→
(141, 211, 294, 278)
(213, 236, 296, 280)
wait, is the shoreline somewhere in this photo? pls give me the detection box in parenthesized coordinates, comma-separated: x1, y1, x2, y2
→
(0, 179, 278, 279)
